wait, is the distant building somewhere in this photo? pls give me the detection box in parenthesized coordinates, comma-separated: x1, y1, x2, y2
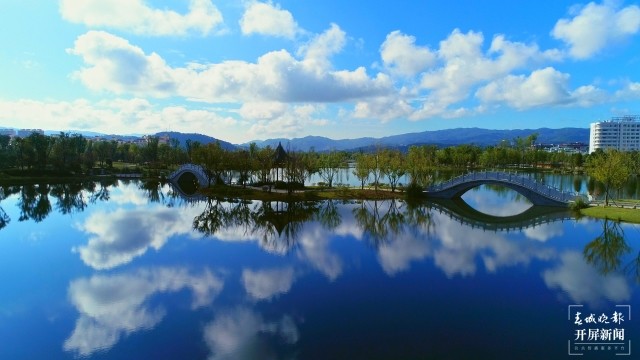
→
(17, 128, 44, 138)
(589, 115, 640, 153)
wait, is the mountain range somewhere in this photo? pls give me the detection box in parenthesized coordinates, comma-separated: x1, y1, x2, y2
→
(4, 126, 590, 152)
(242, 127, 589, 152)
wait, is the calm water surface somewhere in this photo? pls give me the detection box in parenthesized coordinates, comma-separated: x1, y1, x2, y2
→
(0, 180, 638, 359)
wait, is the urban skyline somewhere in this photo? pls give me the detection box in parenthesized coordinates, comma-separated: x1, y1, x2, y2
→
(1, 1, 640, 143)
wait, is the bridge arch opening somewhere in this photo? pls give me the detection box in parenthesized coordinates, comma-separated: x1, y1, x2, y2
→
(460, 184, 532, 217)
(176, 172, 199, 195)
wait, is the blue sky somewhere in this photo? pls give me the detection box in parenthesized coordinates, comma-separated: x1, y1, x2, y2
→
(1, 0, 640, 143)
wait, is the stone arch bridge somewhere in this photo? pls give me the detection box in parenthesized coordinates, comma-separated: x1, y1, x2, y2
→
(168, 163, 208, 187)
(426, 171, 586, 207)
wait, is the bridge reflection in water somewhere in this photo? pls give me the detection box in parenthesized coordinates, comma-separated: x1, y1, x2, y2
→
(167, 180, 575, 255)
(427, 171, 585, 206)
(428, 198, 572, 232)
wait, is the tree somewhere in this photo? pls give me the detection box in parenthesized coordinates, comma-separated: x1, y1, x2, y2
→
(317, 150, 345, 187)
(353, 153, 372, 189)
(586, 150, 631, 206)
(406, 145, 435, 186)
(379, 148, 405, 192)
(192, 141, 227, 185)
(0, 135, 13, 169)
(302, 149, 320, 183)
(284, 150, 306, 193)
(93, 141, 107, 167)
(230, 149, 252, 187)
(255, 145, 274, 184)
(143, 136, 159, 164)
(51, 132, 82, 170)
(28, 133, 52, 170)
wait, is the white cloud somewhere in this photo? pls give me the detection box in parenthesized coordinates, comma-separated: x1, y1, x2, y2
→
(68, 31, 178, 97)
(242, 267, 295, 300)
(380, 31, 436, 77)
(543, 251, 631, 306)
(410, 29, 562, 120)
(240, 1, 300, 39)
(353, 95, 414, 122)
(552, 2, 640, 59)
(246, 104, 330, 139)
(0, 97, 236, 138)
(60, 0, 224, 36)
(614, 81, 640, 100)
(298, 23, 346, 72)
(239, 101, 288, 120)
(69, 29, 392, 104)
(476, 67, 608, 109)
(204, 307, 298, 360)
(64, 267, 224, 356)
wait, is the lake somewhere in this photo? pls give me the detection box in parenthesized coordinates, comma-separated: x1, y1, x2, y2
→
(0, 179, 638, 359)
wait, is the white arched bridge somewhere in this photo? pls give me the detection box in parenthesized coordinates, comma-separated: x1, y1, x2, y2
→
(168, 163, 209, 187)
(426, 171, 586, 207)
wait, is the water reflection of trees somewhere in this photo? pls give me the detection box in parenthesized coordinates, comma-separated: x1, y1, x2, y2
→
(353, 200, 433, 247)
(0, 185, 19, 229)
(0, 179, 199, 230)
(190, 197, 438, 253)
(193, 199, 321, 253)
(0, 179, 119, 227)
(583, 219, 640, 283)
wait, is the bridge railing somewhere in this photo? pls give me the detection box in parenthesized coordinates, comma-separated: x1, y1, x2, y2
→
(427, 171, 586, 203)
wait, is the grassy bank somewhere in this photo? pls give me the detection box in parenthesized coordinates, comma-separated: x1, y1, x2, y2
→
(580, 206, 640, 224)
(200, 186, 405, 202)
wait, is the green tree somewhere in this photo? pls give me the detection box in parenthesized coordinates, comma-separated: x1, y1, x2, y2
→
(143, 136, 159, 164)
(27, 133, 52, 170)
(353, 152, 372, 189)
(586, 150, 631, 206)
(232, 149, 252, 188)
(406, 145, 435, 186)
(0, 135, 13, 169)
(318, 150, 345, 188)
(379, 148, 405, 192)
(193, 141, 227, 185)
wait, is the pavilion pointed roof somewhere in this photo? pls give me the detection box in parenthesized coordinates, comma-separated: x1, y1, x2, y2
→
(273, 142, 288, 165)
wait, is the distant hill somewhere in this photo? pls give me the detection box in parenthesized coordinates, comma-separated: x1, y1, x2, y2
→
(244, 127, 589, 152)
(155, 131, 237, 151)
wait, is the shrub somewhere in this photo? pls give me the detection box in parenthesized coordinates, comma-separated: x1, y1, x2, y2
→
(569, 197, 588, 211)
(404, 181, 425, 200)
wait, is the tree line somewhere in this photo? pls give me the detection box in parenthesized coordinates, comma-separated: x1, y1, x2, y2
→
(2, 132, 640, 199)
(0, 132, 186, 174)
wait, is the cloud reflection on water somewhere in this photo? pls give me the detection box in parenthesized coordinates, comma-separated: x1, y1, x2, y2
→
(74, 206, 202, 269)
(404, 211, 556, 277)
(64, 267, 224, 356)
(242, 267, 296, 301)
(204, 307, 299, 360)
(543, 251, 631, 306)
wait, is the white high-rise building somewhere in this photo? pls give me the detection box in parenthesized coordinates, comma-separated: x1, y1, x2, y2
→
(589, 115, 640, 153)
